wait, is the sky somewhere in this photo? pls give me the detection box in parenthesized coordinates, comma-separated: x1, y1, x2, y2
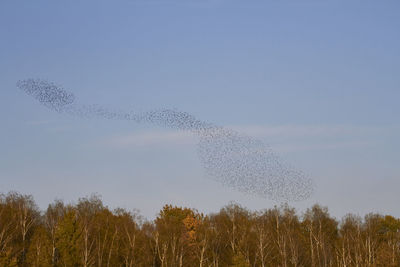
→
(1, 0, 399, 220)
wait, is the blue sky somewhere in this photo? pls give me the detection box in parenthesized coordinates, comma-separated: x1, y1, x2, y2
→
(1, 0, 399, 219)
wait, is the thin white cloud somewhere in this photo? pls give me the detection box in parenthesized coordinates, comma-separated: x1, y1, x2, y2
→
(231, 124, 381, 152)
(273, 140, 378, 153)
(25, 120, 53, 126)
(231, 124, 379, 138)
(101, 124, 382, 152)
(105, 130, 196, 148)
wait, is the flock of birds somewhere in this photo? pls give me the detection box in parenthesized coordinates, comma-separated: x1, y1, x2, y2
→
(17, 79, 314, 201)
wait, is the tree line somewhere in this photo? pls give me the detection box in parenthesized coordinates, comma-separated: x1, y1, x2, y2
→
(0, 191, 399, 267)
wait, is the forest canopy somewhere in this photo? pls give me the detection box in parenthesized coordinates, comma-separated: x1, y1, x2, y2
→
(0, 191, 399, 267)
